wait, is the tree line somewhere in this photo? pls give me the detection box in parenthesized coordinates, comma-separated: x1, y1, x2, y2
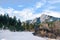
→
(0, 14, 25, 31)
(0, 14, 35, 31)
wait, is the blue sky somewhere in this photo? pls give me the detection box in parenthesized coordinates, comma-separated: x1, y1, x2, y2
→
(0, 0, 60, 21)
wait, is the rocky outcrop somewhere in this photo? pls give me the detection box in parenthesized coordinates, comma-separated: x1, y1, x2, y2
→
(33, 21, 60, 39)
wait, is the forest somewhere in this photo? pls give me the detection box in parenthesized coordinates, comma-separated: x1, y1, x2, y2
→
(0, 14, 35, 31)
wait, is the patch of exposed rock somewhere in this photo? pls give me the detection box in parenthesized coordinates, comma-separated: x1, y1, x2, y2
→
(33, 21, 60, 39)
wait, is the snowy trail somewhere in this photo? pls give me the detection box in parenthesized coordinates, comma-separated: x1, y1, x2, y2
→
(0, 30, 48, 40)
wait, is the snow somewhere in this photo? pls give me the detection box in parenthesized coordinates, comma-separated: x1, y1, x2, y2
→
(0, 30, 48, 40)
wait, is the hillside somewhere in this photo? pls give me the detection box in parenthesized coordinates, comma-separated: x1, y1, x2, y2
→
(0, 14, 60, 39)
(33, 14, 60, 39)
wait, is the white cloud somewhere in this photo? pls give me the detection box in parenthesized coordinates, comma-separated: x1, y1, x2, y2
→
(17, 0, 60, 21)
(0, 7, 15, 18)
(18, 5, 23, 7)
(0, 7, 60, 22)
(35, 2, 43, 9)
(42, 10, 60, 18)
(48, 0, 60, 4)
(0, 7, 41, 21)
(35, 0, 46, 9)
(5, 8, 14, 14)
(42, 6, 56, 12)
(0, 7, 5, 15)
(0, 0, 60, 22)
(47, 6, 56, 10)
(35, 0, 60, 18)
(13, 8, 41, 21)
(13, 8, 33, 21)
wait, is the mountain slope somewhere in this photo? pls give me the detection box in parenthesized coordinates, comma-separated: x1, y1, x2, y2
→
(25, 14, 60, 24)
(40, 14, 60, 23)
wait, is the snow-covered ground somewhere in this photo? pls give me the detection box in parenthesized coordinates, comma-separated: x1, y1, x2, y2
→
(0, 30, 48, 40)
